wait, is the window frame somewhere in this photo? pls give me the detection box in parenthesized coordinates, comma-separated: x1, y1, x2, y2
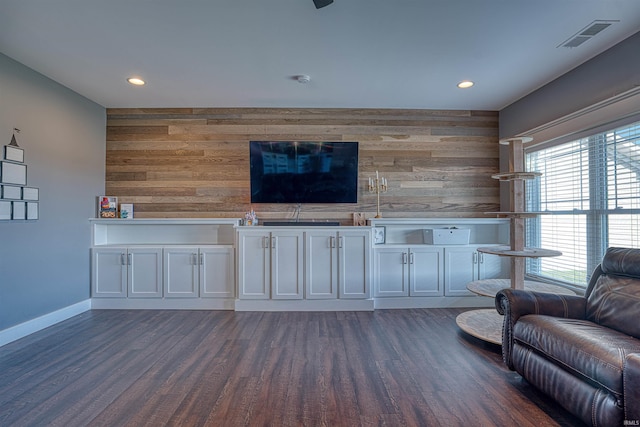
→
(523, 120, 640, 289)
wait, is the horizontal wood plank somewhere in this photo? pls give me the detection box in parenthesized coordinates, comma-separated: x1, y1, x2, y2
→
(106, 108, 500, 219)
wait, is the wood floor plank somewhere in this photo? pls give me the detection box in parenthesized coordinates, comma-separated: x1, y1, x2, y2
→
(0, 309, 585, 426)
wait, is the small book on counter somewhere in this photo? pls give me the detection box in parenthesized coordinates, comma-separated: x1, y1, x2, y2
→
(120, 203, 134, 219)
(98, 196, 117, 218)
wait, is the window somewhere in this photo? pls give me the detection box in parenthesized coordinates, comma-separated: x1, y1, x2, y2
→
(525, 121, 640, 288)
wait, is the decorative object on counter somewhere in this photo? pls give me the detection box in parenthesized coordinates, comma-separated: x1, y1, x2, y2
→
(98, 196, 118, 218)
(423, 227, 470, 245)
(353, 212, 366, 226)
(373, 226, 385, 244)
(1, 129, 39, 221)
(368, 170, 388, 218)
(120, 203, 134, 219)
(244, 209, 258, 226)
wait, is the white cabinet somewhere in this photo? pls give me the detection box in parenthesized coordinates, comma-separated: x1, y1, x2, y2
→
(91, 248, 127, 298)
(200, 247, 235, 298)
(128, 247, 163, 298)
(237, 230, 271, 299)
(163, 246, 235, 298)
(369, 218, 509, 307)
(374, 246, 442, 297)
(90, 219, 239, 308)
(92, 247, 162, 298)
(338, 230, 371, 299)
(305, 229, 371, 300)
(237, 229, 304, 300)
(443, 246, 506, 296)
(271, 231, 304, 299)
(238, 227, 371, 301)
(163, 247, 199, 298)
(410, 247, 443, 296)
(305, 230, 338, 299)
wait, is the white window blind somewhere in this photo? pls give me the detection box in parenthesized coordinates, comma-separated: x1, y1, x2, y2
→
(525, 120, 640, 288)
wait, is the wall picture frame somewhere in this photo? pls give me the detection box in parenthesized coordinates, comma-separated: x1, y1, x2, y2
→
(0, 200, 11, 220)
(4, 145, 24, 163)
(26, 202, 38, 220)
(1, 185, 22, 200)
(22, 187, 39, 201)
(0, 161, 27, 185)
(12, 201, 26, 220)
(373, 226, 386, 244)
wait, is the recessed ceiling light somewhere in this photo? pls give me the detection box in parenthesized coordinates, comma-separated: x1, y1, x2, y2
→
(127, 77, 145, 86)
(457, 80, 474, 89)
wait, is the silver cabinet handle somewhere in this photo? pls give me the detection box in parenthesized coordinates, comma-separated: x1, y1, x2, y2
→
(262, 236, 268, 248)
(121, 253, 127, 265)
(127, 253, 132, 266)
(409, 252, 414, 265)
(199, 253, 204, 265)
(473, 252, 478, 264)
(329, 236, 334, 248)
(338, 236, 343, 248)
(479, 252, 484, 264)
(271, 236, 276, 249)
(402, 252, 408, 264)
(192, 253, 197, 265)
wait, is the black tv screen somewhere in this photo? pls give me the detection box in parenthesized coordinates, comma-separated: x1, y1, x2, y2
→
(250, 141, 359, 203)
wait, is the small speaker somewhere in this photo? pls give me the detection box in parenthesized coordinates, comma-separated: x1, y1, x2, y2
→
(313, 0, 333, 9)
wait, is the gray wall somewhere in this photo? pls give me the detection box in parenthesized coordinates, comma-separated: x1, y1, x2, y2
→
(498, 31, 640, 211)
(500, 30, 640, 139)
(0, 53, 105, 330)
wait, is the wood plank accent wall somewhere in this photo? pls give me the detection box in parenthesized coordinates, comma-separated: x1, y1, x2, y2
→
(106, 108, 499, 222)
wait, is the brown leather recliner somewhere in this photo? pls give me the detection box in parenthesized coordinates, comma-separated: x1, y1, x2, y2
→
(496, 247, 640, 426)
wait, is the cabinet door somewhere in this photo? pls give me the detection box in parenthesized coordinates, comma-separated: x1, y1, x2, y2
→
(410, 247, 443, 296)
(237, 231, 270, 299)
(164, 247, 199, 298)
(128, 247, 163, 298)
(443, 247, 477, 296)
(305, 231, 338, 299)
(91, 248, 127, 298)
(271, 231, 304, 299)
(200, 247, 235, 298)
(373, 247, 408, 297)
(478, 251, 508, 280)
(338, 230, 371, 299)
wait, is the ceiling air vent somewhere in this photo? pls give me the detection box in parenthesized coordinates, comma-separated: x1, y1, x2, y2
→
(558, 20, 618, 48)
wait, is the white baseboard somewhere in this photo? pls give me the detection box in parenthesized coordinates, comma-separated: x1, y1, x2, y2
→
(90, 298, 235, 310)
(234, 299, 375, 312)
(0, 299, 91, 348)
(373, 296, 495, 309)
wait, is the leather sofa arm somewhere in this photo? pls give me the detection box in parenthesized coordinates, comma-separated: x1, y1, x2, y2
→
(624, 353, 640, 422)
(495, 289, 586, 370)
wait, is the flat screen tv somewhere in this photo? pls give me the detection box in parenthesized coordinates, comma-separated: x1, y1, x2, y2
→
(250, 141, 359, 203)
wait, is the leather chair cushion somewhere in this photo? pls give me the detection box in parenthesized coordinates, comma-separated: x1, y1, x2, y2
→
(513, 314, 640, 397)
(586, 274, 640, 338)
(600, 247, 640, 278)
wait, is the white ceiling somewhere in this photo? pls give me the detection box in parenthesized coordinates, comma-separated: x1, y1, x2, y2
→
(1, 0, 639, 110)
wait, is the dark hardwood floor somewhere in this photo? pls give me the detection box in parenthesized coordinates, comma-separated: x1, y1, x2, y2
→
(0, 308, 584, 426)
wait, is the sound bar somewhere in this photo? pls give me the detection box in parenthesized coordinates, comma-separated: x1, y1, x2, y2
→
(313, 0, 333, 9)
